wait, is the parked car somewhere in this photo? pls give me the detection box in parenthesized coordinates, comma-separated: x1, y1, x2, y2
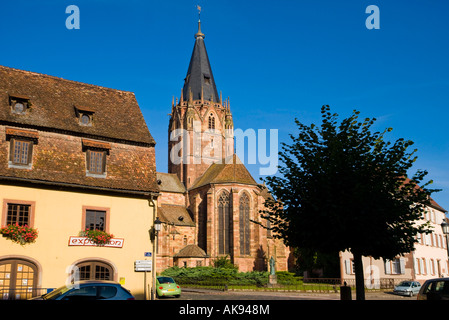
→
(393, 281, 421, 297)
(156, 276, 181, 298)
(29, 280, 135, 300)
(417, 278, 449, 300)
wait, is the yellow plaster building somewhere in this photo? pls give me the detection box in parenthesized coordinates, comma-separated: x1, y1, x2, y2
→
(0, 66, 159, 300)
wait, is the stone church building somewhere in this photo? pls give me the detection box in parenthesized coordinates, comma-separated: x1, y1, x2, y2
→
(155, 19, 290, 273)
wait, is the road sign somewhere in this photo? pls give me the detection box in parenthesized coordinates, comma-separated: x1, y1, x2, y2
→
(134, 260, 152, 272)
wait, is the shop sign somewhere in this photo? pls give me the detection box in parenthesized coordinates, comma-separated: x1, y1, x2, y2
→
(68, 236, 124, 248)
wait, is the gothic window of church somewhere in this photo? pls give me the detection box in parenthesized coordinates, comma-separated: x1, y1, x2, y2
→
(208, 114, 215, 131)
(239, 193, 250, 255)
(267, 216, 272, 238)
(218, 191, 231, 255)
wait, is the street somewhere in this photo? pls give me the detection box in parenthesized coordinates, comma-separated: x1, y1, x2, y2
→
(171, 288, 416, 300)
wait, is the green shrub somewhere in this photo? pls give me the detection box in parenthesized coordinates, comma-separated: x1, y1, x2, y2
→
(212, 255, 237, 270)
(160, 265, 269, 286)
(275, 271, 303, 285)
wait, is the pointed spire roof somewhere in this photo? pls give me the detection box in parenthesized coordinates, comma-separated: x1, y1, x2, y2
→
(182, 17, 220, 103)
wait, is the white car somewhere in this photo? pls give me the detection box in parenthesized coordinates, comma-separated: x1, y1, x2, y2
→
(393, 281, 421, 297)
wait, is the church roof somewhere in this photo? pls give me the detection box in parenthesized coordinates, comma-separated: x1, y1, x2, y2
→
(158, 204, 195, 227)
(190, 154, 258, 190)
(182, 20, 220, 103)
(174, 244, 208, 258)
(157, 172, 186, 193)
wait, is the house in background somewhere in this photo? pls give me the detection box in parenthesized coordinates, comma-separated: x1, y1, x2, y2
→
(340, 199, 448, 287)
(0, 65, 159, 300)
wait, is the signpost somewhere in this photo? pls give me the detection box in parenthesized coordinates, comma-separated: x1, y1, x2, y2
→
(135, 260, 152, 300)
(134, 260, 152, 272)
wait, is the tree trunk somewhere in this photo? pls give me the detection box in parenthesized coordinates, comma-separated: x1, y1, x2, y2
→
(352, 251, 365, 300)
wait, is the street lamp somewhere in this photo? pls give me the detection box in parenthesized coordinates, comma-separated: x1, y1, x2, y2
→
(154, 217, 162, 235)
(441, 219, 449, 258)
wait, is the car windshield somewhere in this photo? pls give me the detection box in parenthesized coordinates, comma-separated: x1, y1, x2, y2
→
(41, 284, 73, 300)
(398, 281, 412, 287)
(158, 277, 175, 284)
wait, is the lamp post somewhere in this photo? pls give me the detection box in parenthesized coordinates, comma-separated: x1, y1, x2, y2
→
(151, 217, 162, 300)
(441, 219, 449, 258)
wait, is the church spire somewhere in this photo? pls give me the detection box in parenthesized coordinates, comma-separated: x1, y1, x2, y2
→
(182, 7, 220, 103)
(195, 6, 205, 39)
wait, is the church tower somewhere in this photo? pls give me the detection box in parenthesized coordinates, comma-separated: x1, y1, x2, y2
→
(158, 11, 291, 272)
(168, 15, 234, 189)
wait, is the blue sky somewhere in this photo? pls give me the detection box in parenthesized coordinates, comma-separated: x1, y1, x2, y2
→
(1, 0, 448, 213)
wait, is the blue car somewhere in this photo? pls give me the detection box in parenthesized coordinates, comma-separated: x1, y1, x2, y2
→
(30, 280, 135, 300)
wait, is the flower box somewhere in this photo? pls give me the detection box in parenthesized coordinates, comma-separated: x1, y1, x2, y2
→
(0, 224, 38, 245)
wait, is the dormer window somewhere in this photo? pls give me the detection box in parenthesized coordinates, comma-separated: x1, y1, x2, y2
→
(82, 139, 111, 178)
(5, 128, 39, 169)
(80, 114, 91, 125)
(9, 95, 30, 115)
(203, 74, 211, 85)
(75, 106, 95, 126)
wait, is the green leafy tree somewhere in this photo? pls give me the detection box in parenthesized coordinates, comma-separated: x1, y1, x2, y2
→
(262, 105, 438, 300)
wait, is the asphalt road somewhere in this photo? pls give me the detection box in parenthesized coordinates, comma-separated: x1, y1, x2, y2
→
(171, 288, 416, 300)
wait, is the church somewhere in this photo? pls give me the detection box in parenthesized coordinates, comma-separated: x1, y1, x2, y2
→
(155, 17, 290, 273)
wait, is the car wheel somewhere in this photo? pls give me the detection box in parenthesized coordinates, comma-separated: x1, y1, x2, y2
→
(409, 292, 413, 297)
(175, 294, 180, 298)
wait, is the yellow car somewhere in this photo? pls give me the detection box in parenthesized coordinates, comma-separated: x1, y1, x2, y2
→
(156, 276, 181, 298)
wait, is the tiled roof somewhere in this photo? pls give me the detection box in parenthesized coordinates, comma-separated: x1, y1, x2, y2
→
(157, 172, 186, 193)
(174, 244, 208, 258)
(0, 65, 155, 146)
(158, 204, 195, 226)
(190, 154, 257, 189)
(0, 65, 159, 194)
(403, 178, 447, 213)
(430, 197, 447, 213)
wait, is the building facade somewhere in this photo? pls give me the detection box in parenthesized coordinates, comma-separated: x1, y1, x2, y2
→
(340, 199, 448, 287)
(156, 20, 290, 273)
(0, 66, 159, 300)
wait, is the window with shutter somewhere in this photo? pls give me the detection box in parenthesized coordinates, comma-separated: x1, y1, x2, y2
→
(384, 259, 391, 275)
(422, 258, 427, 274)
(414, 258, 419, 275)
(344, 260, 351, 275)
(399, 258, 405, 274)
